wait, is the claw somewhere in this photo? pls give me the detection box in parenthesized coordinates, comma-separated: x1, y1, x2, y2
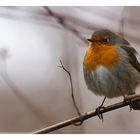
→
(129, 100, 134, 112)
(96, 106, 105, 122)
(95, 97, 106, 122)
(123, 96, 135, 111)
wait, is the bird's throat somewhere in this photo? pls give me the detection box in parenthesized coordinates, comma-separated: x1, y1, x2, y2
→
(84, 43, 123, 71)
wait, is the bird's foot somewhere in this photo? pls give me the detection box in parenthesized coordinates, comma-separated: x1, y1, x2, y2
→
(128, 100, 135, 112)
(123, 95, 136, 112)
(96, 106, 106, 122)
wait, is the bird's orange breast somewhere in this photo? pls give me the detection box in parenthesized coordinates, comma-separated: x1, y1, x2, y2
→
(84, 43, 123, 71)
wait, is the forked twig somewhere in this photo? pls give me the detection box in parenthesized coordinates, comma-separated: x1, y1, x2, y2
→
(58, 60, 81, 117)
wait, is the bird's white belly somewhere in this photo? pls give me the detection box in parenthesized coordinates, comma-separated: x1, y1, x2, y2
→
(84, 64, 140, 98)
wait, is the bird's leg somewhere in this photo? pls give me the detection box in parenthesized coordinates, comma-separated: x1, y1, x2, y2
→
(96, 97, 106, 122)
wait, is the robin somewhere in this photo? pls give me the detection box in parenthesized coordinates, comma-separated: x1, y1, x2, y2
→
(83, 29, 140, 120)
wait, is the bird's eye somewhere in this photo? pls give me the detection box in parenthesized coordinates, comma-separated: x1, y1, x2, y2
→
(102, 38, 109, 42)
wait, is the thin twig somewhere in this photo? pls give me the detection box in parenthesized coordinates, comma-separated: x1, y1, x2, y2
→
(58, 60, 81, 116)
(33, 95, 140, 134)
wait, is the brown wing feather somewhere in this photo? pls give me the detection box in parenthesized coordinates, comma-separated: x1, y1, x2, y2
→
(121, 46, 140, 73)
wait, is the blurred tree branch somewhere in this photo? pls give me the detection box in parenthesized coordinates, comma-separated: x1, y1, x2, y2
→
(1, 7, 140, 44)
(119, 6, 126, 38)
(33, 95, 140, 134)
(0, 48, 61, 133)
(42, 6, 140, 45)
(43, 6, 88, 44)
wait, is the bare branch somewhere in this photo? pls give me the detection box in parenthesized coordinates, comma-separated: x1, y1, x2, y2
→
(33, 95, 140, 134)
(58, 60, 81, 116)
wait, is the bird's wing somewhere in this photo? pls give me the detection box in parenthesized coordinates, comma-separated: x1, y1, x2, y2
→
(120, 45, 140, 73)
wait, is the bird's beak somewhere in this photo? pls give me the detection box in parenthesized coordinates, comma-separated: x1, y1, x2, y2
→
(87, 38, 94, 43)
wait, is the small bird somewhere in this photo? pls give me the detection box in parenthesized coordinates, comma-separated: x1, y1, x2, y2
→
(83, 29, 140, 118)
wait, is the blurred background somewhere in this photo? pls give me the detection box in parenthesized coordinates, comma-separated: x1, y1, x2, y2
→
(0, 6, 140, 133)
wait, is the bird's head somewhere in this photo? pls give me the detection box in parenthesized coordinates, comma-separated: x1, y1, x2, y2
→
(87, 29, 129, 46)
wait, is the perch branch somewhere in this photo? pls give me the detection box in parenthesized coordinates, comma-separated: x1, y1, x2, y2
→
(33, 95, 140, 134)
